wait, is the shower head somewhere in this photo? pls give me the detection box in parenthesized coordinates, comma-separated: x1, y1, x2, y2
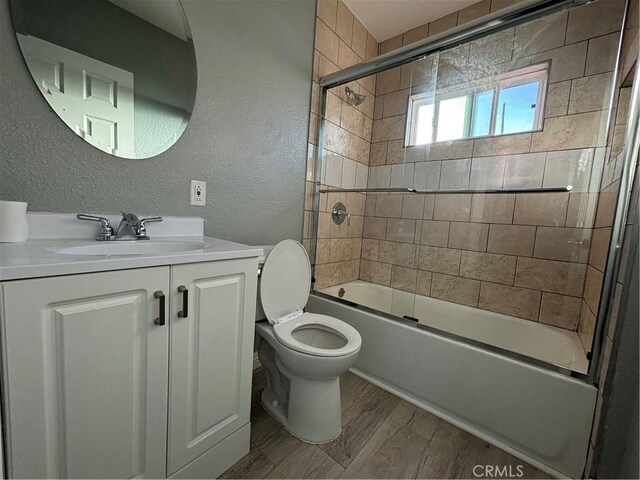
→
(345, 86, 366, 106)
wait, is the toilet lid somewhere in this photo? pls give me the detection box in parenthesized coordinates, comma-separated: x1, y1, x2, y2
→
(260, 240, 311, 325)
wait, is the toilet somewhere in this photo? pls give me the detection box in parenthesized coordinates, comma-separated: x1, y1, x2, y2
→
(255, 240, 362, 444)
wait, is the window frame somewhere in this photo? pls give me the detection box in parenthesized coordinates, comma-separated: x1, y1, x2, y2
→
(406, 62, 549, 146)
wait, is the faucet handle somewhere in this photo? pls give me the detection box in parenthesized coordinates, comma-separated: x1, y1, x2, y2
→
(77, 214, 115, 241)
(137, 216, 163, 239)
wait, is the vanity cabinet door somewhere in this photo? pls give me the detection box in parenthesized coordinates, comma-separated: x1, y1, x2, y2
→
(1, 267, 170, 479)
(168, 258, 257, 476)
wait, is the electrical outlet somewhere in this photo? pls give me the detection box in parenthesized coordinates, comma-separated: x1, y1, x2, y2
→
(190, 180, 206, 206)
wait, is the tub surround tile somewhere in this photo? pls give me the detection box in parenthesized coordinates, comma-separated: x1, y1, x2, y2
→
(578, 300, 596, 353)
(360, 259, 392, 286)
(583, 265, 603, 314)
(375, 195, 403, 217)
(363, 217, 387, 240)
(469, 156, 505, 190)
(420, 220, 450, 248)
(515, 257, 586, 297)
(386, 219, 416, 243)
(430, 273, 480, 307)
(460, 251, 517, 285)
(315, 19, 340, 64)
(533, 227, 591, 263)
(403, 24, 429, 46)
(351, 17, 367, 59)
(433, 195, 472, 222)
(502, 152, 546, 189)
(418, 246, 461, 276)
(530, 111, 606, 152)
(457, 0, 491, 25)
(472, 134, 531, 157)
(565, 0, 625, 44)
(340, 260, 360, 283)
(416, 271, 432, 296)
(513, 193, 569, 226)
(370, 143, 388, 166)
(488, 224, 536, 257)
(513, 10, 567, 57)
(335, 0, 354, 45)
(565, 193, 598, 228)
(428, 12, 458, 36)
(588, 227, 611, 272)
(539, 293, 582, 330)
(402, 195, 425, 219)
(391, 266, 418, 293)
(440, 159, 471, 190)
(585, 32, 620, 76)
(376, 68, 401, 95)
(361, 238, 379, 261)
(426, 139, 474, 161)
(314, 263, 341, 289)
(545, 81, 571, 118)
(531, 42, 588, 83)
(368, 166, 392, 188)
(470, 194, 515, 224)
(378, 240, 397, 264)
(396, 243, 418, 268)
(380, 35, 403, 55)
(478, 282, 541, 321)
(448, 223, 489, 252)
(386, 140, 404, 164)
(568, 73, 613, 115)
(413, 162, 442, 190)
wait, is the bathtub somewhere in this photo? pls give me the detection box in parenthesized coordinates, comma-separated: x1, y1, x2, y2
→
(321, 280, 588, 373)
(308, 281, 598, 478)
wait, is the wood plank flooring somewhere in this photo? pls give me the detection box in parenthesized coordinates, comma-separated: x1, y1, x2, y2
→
(221, 368, 551, 480)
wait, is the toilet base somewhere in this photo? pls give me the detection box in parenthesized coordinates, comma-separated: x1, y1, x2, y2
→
(261, 374, 343, 444)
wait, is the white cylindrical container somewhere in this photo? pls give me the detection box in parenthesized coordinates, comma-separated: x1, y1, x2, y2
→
(0, 201, 28, 243)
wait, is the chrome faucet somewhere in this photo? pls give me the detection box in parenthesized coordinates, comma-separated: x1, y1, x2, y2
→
(77, 212, 163, 241)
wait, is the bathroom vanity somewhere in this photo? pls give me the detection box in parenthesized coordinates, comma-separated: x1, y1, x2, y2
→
(0, 214, 260, 479)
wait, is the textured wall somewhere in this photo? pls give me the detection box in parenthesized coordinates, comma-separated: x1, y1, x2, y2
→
(0, 0, 315, 245)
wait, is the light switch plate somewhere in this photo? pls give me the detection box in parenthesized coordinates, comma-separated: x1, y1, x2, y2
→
(190, 180, 206, 206)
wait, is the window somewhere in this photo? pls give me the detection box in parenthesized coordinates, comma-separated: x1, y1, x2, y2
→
(407, 63, 548, 146)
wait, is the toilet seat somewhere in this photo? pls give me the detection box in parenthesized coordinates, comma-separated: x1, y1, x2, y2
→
(273, 312, 361, 357)
(260, 240, 361, 358)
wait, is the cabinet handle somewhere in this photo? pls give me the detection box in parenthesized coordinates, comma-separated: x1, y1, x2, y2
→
(177, 285, 189, 318)
(154, 291, 166, 326)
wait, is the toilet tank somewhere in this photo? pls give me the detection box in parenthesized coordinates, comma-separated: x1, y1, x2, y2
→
(254, 245, 275, 322)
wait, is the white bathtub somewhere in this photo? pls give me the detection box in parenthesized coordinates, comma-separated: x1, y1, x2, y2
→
(310, 281, 597, 478)
(321, 280, 588, 373)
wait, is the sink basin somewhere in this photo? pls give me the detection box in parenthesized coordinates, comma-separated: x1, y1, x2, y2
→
(55, 240, 210, 256)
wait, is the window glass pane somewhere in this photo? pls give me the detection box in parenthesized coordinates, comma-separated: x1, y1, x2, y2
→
(414, 102, 435, 145)
(471, 90, 493, 137)
(494, 81, 539, 135)
(436, 96, 468, 142)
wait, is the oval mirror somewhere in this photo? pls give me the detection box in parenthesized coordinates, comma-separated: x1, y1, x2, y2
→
(10, 0, 197, 159)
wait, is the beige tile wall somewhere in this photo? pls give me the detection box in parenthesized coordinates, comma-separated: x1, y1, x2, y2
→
(304, 0, 378, 289)
(361, 0, 625, 330)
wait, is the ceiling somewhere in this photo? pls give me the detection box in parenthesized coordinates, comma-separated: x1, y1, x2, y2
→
(107, 0, 191, 41)
(344, 0, 483, 42)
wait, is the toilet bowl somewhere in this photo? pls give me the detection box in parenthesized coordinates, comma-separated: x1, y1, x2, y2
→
(255, 240, 361, 444)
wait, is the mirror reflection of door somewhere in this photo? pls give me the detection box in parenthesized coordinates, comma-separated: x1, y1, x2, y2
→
(18, 34, 135, 157)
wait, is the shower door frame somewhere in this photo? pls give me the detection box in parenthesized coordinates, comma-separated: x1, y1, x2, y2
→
(309, 0, 638, 384)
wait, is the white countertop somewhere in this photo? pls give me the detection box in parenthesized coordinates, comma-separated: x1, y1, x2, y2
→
(0, 236, 263, 281)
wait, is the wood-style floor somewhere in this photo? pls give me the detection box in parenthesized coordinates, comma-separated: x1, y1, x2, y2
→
(221, 368, 550, 479)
